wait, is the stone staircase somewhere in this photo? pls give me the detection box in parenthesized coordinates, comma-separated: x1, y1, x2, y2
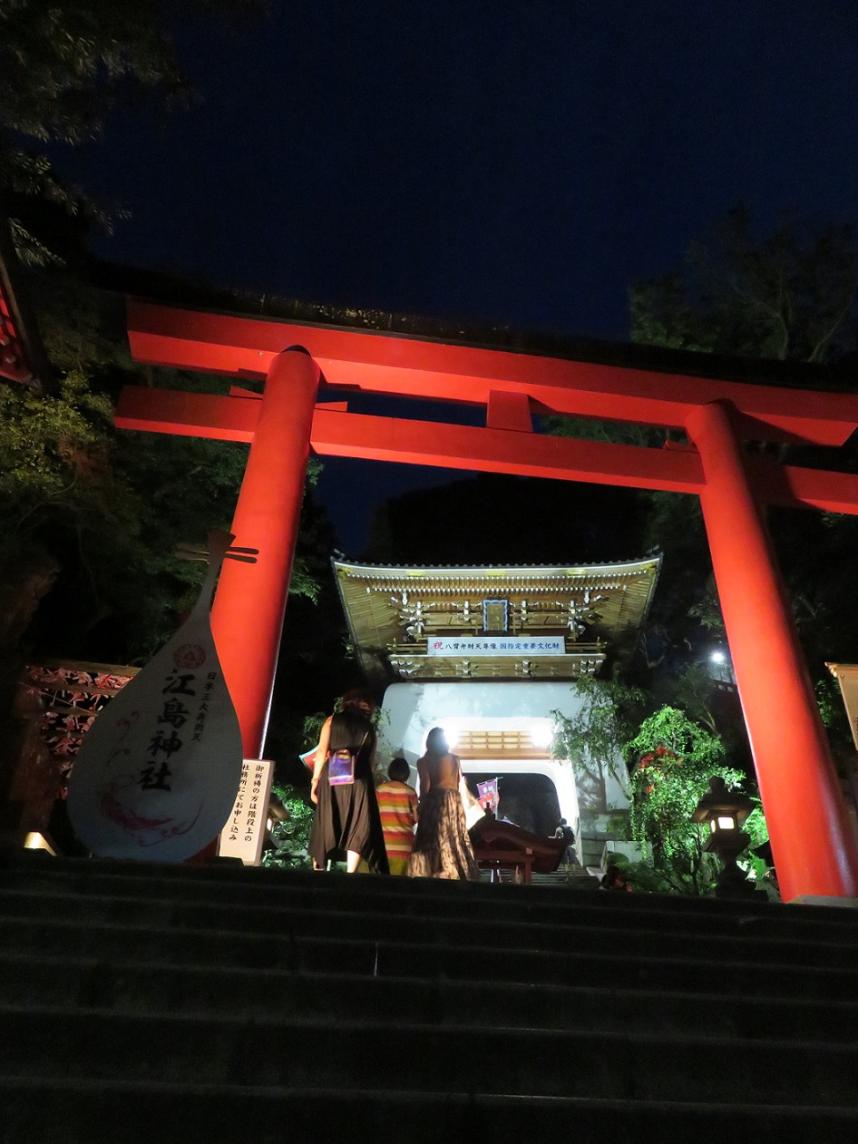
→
(529, 865, 599, 888)
(579, 829, 608, 868)
(2, 849, 858, 1143)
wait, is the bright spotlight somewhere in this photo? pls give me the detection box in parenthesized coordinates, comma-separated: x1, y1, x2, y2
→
(440, 722, 459, 750)
(530, 722, 554, 749)
(709, 650, 727, 665)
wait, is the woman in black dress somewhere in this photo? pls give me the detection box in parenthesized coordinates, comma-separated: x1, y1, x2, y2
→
(309, 704, 388, 874)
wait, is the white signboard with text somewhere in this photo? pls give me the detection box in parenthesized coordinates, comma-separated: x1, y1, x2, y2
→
(68, 535, 243, 862)
(427, 635, 565, 657)
(219, 759, 275, 865)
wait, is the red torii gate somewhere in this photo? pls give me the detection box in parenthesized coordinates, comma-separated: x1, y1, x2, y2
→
(117, 298, 858, 902)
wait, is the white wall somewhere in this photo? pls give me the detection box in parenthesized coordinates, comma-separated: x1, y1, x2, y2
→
(378, 680, 630, 837)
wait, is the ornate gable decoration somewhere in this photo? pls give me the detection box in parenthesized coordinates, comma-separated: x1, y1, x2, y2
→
(333, 557, 661, 682)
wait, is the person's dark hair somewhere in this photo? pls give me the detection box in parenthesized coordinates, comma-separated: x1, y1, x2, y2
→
(425, 726, 448, 754)
(600, 863, 629, 890)
(329, 709, 376, 754)
(388, 757, 410, 782)
(341, 688, 376, 713)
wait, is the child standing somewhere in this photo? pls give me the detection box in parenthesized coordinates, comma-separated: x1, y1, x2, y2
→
(376, 757, 418, 875)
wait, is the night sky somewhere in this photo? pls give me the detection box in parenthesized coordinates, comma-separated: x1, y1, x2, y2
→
(61, 0, 858, 552)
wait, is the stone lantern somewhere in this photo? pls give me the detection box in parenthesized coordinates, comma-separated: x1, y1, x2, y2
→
(692, 776, 762, 899)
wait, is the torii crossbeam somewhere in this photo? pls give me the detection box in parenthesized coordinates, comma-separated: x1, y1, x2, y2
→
(118, 298, 858, 902)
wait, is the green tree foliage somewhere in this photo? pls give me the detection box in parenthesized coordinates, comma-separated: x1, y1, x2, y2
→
(631, 207, 858, 363)
(626, 706, 765, 896)
(553, 682, 769, 895)
(667, 663, 720, 734)
(552, 675, 647, 810)
(262, 783, 314, 870)
(0, 0, 265, 262)
(2, 276, 231, 658)
(0, 274, 327, 666)
(553, 676, 648, 767)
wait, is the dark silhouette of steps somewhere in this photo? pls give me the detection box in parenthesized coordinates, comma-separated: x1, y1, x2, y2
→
(1, 850, 857, 1144)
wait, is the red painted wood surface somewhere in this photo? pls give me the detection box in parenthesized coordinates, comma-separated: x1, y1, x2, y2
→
(116, 386, 858, 514)
(127, 298, 858, 445)
(687, 402, 857, 899)
(210, 351, 320, 758)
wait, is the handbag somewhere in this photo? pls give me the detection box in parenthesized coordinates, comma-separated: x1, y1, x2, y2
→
(328, 749, 356, 787)
(327, 729, 370, 787)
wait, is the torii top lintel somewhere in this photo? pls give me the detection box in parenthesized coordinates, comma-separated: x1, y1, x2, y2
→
(127, 299, 858, 447)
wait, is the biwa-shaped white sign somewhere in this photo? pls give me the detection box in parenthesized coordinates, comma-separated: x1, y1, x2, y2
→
(68, 533, 243, 861)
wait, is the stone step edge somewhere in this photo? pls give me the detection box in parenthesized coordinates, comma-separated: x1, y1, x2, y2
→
(0, 871, 803, 924)
(2, 889, 850, 956)
(4, 1001, 858, 1057)
(4, 949, 858, 1021)
(7, 860, 844, 926)
(2, 1076, 858, 1120)
(0, 855, 817, 920)
(14, 857, 858, 930)
(4, 914, 857, 984)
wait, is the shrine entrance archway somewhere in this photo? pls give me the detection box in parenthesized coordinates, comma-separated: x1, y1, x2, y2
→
(116, 299, 858, 901)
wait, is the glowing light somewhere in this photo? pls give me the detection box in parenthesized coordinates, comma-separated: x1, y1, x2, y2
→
(440, 722, 460, 750)
(529, 722, 554, 749)
(23, 832, 56, 854)
(710, 815, 737, 832)
(710, 650, 727, 665)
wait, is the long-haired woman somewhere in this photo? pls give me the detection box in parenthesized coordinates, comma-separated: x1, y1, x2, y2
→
(408, 727, 479, 880)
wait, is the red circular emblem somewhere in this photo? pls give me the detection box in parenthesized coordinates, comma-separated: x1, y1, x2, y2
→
(173, 644, 206, 669)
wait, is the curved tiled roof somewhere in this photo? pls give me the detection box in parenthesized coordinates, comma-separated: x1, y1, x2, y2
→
(333, 554, 661, 682)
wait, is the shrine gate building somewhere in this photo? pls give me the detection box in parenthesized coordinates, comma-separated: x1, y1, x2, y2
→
(334, 557, 660, 851)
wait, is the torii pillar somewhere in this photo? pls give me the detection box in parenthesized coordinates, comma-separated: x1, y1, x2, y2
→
(688, 402, 857, 899)
(211, 349, 320, 758)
